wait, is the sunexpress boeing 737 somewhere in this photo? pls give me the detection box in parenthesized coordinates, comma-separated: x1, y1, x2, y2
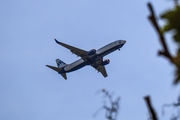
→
(46, 39, 126, 80)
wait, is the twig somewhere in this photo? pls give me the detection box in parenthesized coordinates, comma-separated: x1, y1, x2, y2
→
(144, 96, 158, 120)
(147, 2, 173, 62)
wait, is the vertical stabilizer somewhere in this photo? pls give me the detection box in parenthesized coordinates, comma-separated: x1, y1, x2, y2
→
(56, 59, 66, 68)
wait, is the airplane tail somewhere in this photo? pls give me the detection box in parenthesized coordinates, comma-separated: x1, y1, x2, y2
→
(56, 59, 67, 68)
(46, 59, 67, 80)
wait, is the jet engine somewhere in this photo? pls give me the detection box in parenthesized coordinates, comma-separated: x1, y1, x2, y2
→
(102, 59, 110, 65)
(88, 49, 96, 55)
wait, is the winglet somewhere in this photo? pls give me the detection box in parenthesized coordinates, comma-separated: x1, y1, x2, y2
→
(54, 38, 60, 44)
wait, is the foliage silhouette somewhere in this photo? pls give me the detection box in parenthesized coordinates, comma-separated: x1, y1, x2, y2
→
(147, 1, 180, 84)
(162, 95, 180, 120)
(144, 1, 180, 120)
(94, 89, 120, 120)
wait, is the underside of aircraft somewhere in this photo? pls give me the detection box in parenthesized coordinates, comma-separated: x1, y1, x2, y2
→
(46, 39, 126, 80)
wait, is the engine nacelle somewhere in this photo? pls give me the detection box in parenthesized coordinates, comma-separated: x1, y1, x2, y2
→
(102, 59, 110, 65)
(88, 49, 96, 55)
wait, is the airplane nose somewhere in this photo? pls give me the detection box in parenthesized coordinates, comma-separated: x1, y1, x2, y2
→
(121, 40, 126, 44)
(119, 40, 126, 47)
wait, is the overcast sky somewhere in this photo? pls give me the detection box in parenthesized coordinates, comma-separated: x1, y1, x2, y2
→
(0, 0, 180, 120)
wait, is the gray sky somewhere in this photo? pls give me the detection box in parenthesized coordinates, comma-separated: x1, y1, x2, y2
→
(0, 0, 179, 120)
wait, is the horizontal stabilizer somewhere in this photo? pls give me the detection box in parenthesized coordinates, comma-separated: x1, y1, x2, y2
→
(61, 73, 67, 80)
(46, 65, 62, 72)
(46, 65, 67, 80)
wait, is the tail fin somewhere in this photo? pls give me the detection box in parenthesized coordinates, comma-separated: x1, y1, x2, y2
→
(56, 59, 66, 68)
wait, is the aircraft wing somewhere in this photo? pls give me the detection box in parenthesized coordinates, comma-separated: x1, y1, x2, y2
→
(91, 60, 108, 77)
(54, 39, 88, 57)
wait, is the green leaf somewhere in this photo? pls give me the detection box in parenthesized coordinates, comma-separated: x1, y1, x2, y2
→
(161, 6, 180, 34)
(162, 24, 173, 32)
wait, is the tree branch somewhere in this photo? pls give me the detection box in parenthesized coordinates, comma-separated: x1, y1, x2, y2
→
(144, 96, 158, 120)
(147, 2, 173, 62)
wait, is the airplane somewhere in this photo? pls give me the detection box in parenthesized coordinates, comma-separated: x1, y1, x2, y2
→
(46, 39, 126, 80)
